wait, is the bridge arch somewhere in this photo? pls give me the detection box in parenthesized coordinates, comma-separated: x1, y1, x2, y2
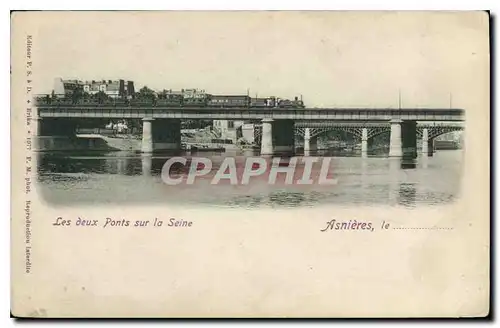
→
(366, 127, 391, 140)
(416, 126, 464, 140)
(295, 127, 352, 139)
(297, 126, 364, 141)
(302, 126, 392, 144)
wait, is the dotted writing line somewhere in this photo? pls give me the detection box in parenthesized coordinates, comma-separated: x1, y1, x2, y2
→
(392, 227, 454, 231)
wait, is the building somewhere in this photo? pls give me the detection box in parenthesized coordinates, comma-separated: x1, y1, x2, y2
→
(53, 79, 81, 96)
(213, 120, 245, 142)
(241, 123, 255, 144)
(161, 89, 183, 96)
(53, 78, 135, 98)
(182, 88, 206, 99)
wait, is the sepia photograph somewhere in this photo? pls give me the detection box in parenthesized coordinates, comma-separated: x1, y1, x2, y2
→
(30, 12, 465, 209)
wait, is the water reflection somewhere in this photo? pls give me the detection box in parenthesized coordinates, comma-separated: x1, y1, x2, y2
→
(400, 157, 417, 169)
(361, 157, 368, 200)
(419, 154, 429, 169)
(399, 183, 416, 207)
(141, 155, 152, 177)
(388, 158, 400, 205)
(36, 150, 463, 208)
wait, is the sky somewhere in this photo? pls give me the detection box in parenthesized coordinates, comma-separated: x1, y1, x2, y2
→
(25, 11, 489, 109)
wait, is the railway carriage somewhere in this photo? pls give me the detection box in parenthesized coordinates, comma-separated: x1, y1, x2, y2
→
(34, 91, 306, 109)
(209, 95, 250, 108)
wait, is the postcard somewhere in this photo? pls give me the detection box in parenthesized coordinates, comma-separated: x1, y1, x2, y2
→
(10, 11, 490, 318)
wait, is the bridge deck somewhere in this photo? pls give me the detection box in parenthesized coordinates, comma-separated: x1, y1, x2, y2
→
(36, 107, 465, 121)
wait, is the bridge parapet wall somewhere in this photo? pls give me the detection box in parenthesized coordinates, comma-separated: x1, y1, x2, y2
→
(36, 106, 465, 122)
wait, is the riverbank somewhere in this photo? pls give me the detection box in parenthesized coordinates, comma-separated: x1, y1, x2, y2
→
(34, 135, 243, 152)
(34, 136, 119, 152)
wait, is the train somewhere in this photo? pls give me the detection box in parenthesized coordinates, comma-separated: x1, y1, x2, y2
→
(34, 92, 306, 109)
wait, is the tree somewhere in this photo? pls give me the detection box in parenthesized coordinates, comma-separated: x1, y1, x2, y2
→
(127, 119, 143, 134)
(137, 86, 156, 101)
(94, 91, 109, 104)
(158, 89, 171, 99)
(71, 88, 83, 104)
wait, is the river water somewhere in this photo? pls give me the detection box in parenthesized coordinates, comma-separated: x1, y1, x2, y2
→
(36, 150, 463, 208)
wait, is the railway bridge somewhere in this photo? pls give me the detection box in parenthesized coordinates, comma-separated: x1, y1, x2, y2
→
(34, 104, 464, 157)
(291, 122, 462, 156)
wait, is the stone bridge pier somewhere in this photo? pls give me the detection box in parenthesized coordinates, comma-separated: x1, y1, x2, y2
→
(389, 119, 402, 157)
(420, 128, 435, 157)
(303, 128, 318, 154)
(361, 128, 368, 157)
(401, 121, 417, 159)
(389, 120, 417, 159)
(260, 119, 295, 155)
(141, 118, 181, 153)
(360, 128, 376, 157)
(428, 139, 435, 157)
